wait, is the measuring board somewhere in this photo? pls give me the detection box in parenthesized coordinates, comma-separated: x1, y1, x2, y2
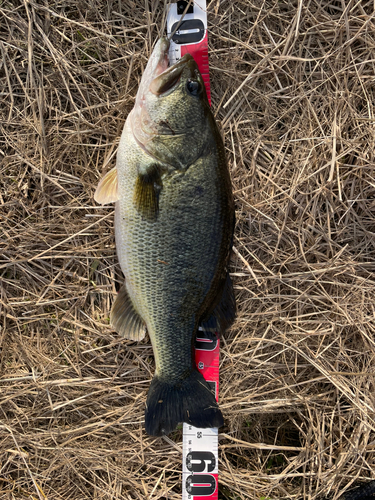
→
(167, 3, 219, 499)
(167, 0, 211, 105)
(183, 328, 220, 499)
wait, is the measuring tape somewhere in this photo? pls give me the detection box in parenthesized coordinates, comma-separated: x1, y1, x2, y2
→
(167, 2, 219, 499)
(183, 328, 220, 500)
(167, 0, 211, 105)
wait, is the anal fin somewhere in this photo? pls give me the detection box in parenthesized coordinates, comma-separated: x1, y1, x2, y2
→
(111, 283, 146, 341)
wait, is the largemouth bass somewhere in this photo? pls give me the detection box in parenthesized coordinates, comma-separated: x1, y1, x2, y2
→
(94, 38, 235, 436)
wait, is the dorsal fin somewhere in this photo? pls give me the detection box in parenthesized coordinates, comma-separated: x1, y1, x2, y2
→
(200, 273, 236, 334)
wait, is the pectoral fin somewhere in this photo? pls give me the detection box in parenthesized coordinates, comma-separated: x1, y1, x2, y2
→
(111, 283, 146, 341)
(94, 167, 119, 205)
(133, 163, 162, 220)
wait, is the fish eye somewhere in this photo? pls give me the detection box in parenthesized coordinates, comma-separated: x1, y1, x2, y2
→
(186, 79, 201, 96)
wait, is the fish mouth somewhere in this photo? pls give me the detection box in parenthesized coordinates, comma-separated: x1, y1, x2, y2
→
(150, 39, 197, 96)
(131, 38, 200, 155)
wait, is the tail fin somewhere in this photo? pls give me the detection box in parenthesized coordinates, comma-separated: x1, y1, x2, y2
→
(145, 370, 223, 436)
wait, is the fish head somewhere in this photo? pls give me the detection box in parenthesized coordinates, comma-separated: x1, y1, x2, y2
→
(130, 38, 211, 169)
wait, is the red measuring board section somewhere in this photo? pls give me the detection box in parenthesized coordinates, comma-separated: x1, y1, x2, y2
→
(195, 329, 219, 400)
(181, 32, 211, 105)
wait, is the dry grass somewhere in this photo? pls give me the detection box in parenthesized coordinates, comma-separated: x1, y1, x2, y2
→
(1, 0, 375, 499)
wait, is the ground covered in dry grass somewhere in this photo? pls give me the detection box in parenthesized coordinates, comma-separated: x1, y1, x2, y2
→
(1, 1, 375, 499)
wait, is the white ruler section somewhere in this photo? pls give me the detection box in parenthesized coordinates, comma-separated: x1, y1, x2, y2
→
(182, 425, 218, 498)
